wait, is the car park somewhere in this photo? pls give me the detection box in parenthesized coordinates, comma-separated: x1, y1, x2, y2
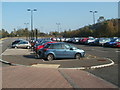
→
(37, 42, 85, 61)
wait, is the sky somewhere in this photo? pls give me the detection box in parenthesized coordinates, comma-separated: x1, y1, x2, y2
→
(2, 2, 118, 33)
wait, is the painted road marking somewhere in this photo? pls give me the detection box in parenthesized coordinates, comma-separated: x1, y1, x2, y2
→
(115, 51, 120, 52)
(31, 64, 60, 68)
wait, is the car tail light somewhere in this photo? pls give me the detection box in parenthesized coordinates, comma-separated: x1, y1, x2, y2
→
(43, 48, 49, 52)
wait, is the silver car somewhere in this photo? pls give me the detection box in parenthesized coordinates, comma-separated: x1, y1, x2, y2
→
(12, 41, 31, 49)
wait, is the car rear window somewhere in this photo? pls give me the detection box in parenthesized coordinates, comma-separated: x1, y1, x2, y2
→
(52, 44, 62, 49)
(44, 44, 51, 48)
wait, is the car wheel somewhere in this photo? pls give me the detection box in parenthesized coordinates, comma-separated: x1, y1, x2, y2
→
(75, 53, 81, 60)
(47, 54, 54, 61)
(27, 46, 30, 49)
(35, 54, 40, 59)
(15, 46, 17, 49)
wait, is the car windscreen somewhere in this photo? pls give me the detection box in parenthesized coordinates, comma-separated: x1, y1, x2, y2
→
(12, 40, 21, 45)
(19, 41, 28, 44)
(64, 44, 77, 49)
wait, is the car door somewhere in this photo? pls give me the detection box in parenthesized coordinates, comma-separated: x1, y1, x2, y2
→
(17, 41, 24, 48)
(17, 41, 27, 48)
(63, 44, 75, 58)
(52, 44, 66, 58)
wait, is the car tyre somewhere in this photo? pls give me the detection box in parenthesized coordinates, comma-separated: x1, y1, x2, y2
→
(47, 54, 54, 61)
(75, 53, 81, 60)
(27, 46, 30, 49)
(15, 46, 17, 49)
(35, 54, 39, 59)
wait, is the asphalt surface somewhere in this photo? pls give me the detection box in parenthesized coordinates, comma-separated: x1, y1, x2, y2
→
(0, 38, 120, 87)
(0, 38, 16, 67)
(70, 43, 119, 87)
(2, 66, 118, 88)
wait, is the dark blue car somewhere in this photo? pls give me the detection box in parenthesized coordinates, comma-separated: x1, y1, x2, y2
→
(103, 38, 120, 47)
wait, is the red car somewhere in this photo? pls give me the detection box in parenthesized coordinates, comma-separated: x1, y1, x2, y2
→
(112, 42, 120, 48)
(79, 38, 88, 44)
(35, 41, 56, 52)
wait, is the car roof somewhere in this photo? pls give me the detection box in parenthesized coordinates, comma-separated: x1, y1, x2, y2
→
(47, 42, 65, 45)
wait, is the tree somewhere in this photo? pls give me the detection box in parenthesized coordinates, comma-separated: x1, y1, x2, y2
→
(2, 29, 9, 38)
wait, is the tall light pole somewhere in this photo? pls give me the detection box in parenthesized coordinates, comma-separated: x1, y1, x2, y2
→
(24, 23, 29, 40)
(56, 23, 60, 33)
(27, 8, 37, 39)
(90, 11, 97, 24)
(24, 23, 29, 29)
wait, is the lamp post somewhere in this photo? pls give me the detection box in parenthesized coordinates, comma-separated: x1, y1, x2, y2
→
(24, 23, 29, 40)
(90, 11, 97, 24)
(27, 8, 37, 39)
(24, 23, 29, 29)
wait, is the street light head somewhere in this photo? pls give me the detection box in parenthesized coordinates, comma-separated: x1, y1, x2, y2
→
(34, 9, 37, 11)
(95, 11, 98, 13)
(24, 23, 29, 24)
(90, 11, 93, 12)
(27, 9, 31, 11)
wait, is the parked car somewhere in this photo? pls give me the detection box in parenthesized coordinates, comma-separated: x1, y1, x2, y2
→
(33, 40, 52, 50)
(37, 42, 85, 61)
(51, 37, 56, 41)
(72, 38, 81, 43)
(98, 38, 111, 46)
(89, 38, 99, 46)
(60, 38, 65, 42)
(92, 38, 111, 46)
(85, 38, 95, 45)
(79, 38, 89, 44)
(12, 39, 24, 45)
(64, 38, 71, 42)
(56, 38, 61, 41)
(103, 38, 120, 47)
(111, 42, 120, 48)
(34, 41, 56, 53)
(68, 38, 74, 43)
(12, 40, 31, 49)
